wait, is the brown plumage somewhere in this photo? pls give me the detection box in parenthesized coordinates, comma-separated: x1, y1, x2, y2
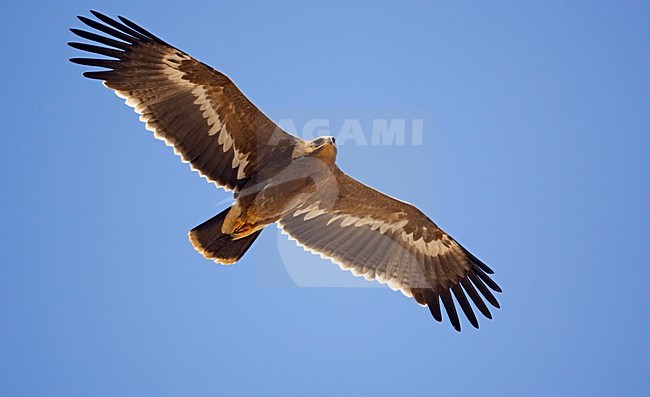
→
(69, 11, 501, 331)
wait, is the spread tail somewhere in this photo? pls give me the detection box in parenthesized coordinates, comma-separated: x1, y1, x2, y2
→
(189, 207, 262, 264)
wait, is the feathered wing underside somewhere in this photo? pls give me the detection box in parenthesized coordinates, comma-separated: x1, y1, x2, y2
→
(278, 168, 501, 331)
(69, 11, 298, 191)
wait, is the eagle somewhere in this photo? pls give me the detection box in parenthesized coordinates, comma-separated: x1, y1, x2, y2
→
(69, 11, 501, 331)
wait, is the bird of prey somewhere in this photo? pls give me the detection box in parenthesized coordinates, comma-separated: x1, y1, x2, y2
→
(69, 11, 501, 331)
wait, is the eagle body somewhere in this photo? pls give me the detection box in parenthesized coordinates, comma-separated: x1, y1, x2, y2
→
(69, 11, 502, 331)
(223, 137, 338, 239)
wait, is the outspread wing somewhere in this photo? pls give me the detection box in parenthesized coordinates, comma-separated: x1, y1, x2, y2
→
(69, 11, 298, 191)
(278, 168, 501, 331)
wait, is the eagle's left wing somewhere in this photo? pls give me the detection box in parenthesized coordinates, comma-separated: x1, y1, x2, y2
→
(69, 11, 299, 192)
(278, 168, 501, 331)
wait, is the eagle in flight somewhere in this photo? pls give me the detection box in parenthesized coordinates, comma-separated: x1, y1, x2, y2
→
(69, 11, 501, 331)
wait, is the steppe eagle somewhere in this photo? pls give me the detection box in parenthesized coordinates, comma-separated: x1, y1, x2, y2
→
(69, 11, 501, 331)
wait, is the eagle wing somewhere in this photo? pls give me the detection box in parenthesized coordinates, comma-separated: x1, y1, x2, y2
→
(279, 168, 501, 331)
(69, 11, 298, 191)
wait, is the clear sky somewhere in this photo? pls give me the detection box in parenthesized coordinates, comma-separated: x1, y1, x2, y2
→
(1, 1, 649, 396)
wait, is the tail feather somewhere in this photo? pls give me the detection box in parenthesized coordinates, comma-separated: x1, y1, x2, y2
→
(189, 207, 262, 264)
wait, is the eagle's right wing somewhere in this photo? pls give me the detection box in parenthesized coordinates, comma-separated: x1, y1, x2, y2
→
(69, 11, 299, 191)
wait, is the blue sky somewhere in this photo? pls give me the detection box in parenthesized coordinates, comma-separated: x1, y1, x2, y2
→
(2, 1, 649, 395)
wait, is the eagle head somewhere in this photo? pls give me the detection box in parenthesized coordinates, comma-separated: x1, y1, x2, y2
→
(309, 136, 338, 165)
(311, 136, 336, 147)
(290, 136, 338, 164)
